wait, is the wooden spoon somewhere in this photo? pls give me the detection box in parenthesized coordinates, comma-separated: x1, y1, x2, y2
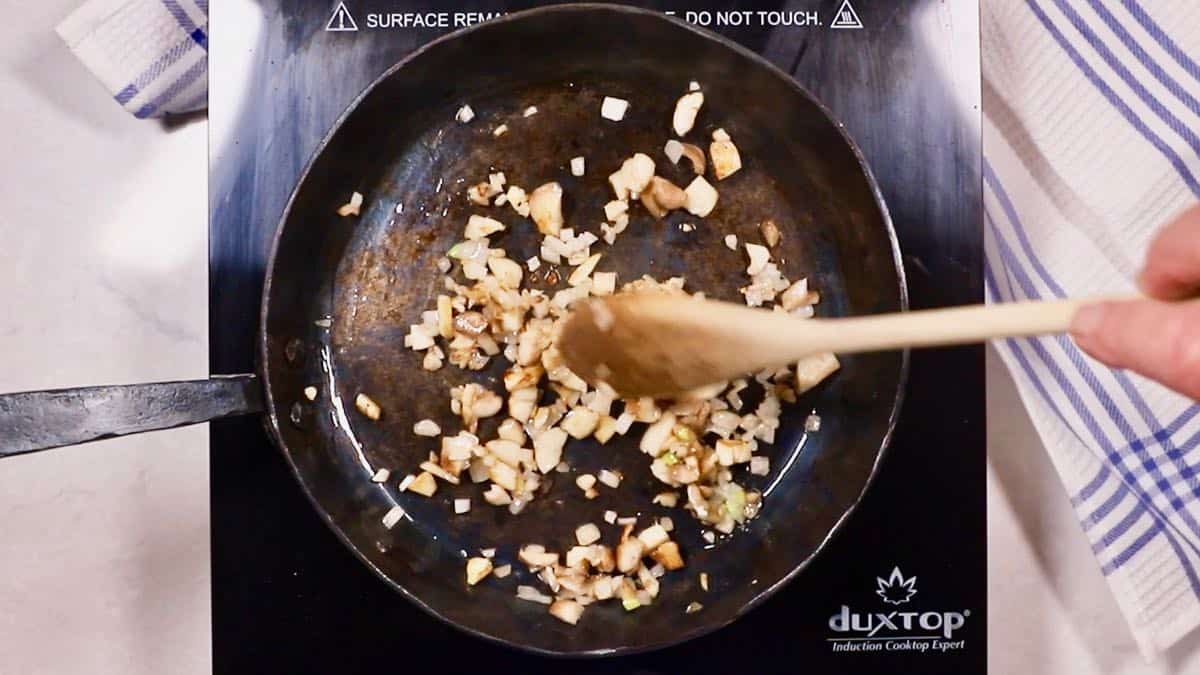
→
(558, 292, 1125, 398)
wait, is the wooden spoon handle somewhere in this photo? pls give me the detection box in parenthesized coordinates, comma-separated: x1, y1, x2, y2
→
(779, 295, 1141, 356)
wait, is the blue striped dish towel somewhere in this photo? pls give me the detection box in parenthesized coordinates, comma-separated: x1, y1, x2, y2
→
(984, 0, 1200, 658)
(55, 0, 208, 118)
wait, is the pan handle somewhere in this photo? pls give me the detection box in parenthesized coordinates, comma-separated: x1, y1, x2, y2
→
(0, 374, 264, 458)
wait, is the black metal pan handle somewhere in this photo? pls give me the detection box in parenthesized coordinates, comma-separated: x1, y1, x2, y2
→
(0, 375, 264, 457)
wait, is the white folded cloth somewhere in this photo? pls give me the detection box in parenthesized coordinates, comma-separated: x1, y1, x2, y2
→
(984, 0, 1200, 659)
(56, 0, 208, 118)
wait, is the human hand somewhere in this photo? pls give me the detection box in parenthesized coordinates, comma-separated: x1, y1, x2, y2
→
(1070, 205, 1200, 399)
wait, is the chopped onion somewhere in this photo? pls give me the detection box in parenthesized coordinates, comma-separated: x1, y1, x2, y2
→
(303, 386, 317, 401)
(355, 393, 382, 420)
(604, 200, 628, 222)
(493, 564, 512, 578)
(805, 413, 822, 432)
(683, 175, 718, 217)
(549, 599, 585, 625)
(600, 96, 629, 121)
(464, 214, 505, 240)
(454, 498, 472, 514)
(724, 234, 738, 251)
(493, 124, 509, 137)
(455, 104, 475, 123)
(597, 469, 622, 488)
(664, 139, 684, 164)
(533, 428, 567, 473)
(616, 539, 645, 573)
(639, 412, 676, 456)
(413, 419, 441, 437)
(488, 461, 519, 492)
(672, 91, 704, 136)
(575, 523, 602, 546)
(483, 484, 512, 505)
(371, 468, 390, 483)
(570, 156, 585, 176)
(420, 461, 461, 485)
(686, 602, 704, 614)
(745, 243, 770, 275)
(529, 182, 564, 236)
(636, 524, 669, 551)
(604, 510, 618, 524)
(397, 474, 416, 492)
(608, 154, 655, 201)
(749, 456, 770, 476)
(337, 191, 363, 217)
(382, 505, 406, 529)
(568, 253, 602, 287)
(652, 492, 679, 507)
(562, 407, 601, 439)
(517, 585, 553, 605)
(796, 352, 840, 394)
(519, 545, 558, 569)
(523, 106, 538, 117)
(575, 473, 597, 491)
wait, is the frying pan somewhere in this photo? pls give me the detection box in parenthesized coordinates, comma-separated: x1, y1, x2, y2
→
(0, 4, 906, 657)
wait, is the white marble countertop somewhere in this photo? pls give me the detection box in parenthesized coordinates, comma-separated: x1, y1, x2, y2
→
(2, 2, 1200, 673)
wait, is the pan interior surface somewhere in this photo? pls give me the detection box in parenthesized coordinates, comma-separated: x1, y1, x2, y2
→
(262, 5, 904, 656)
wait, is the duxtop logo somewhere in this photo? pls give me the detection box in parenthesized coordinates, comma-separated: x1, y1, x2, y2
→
(876, 567, 917, 605)
(828, 566, 970, 654)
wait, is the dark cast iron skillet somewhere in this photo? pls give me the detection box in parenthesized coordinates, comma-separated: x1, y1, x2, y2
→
(0, 3, 906, 657)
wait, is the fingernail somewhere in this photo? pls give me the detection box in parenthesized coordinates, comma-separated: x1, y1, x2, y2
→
(1071, 303, 1107, 337)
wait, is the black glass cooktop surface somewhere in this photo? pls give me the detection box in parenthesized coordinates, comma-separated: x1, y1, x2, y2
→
(209, 1, 984, 671)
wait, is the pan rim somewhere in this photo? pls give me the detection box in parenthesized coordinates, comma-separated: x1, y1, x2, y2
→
(258, 1, 910, 659)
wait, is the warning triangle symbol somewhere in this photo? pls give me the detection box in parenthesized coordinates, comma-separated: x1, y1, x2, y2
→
(830, 0, 863, 29)
(326, 2, 358, 32)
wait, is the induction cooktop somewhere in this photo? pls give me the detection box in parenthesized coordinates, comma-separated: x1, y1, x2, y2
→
(208, 1, 985, 671)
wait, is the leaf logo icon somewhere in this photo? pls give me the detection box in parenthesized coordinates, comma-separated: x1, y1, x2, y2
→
(876, 567, 917, 605)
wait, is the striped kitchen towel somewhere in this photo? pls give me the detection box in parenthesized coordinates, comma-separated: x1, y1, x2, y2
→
(984, 0, 1200, 659)
(56, 0, 208, 118)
